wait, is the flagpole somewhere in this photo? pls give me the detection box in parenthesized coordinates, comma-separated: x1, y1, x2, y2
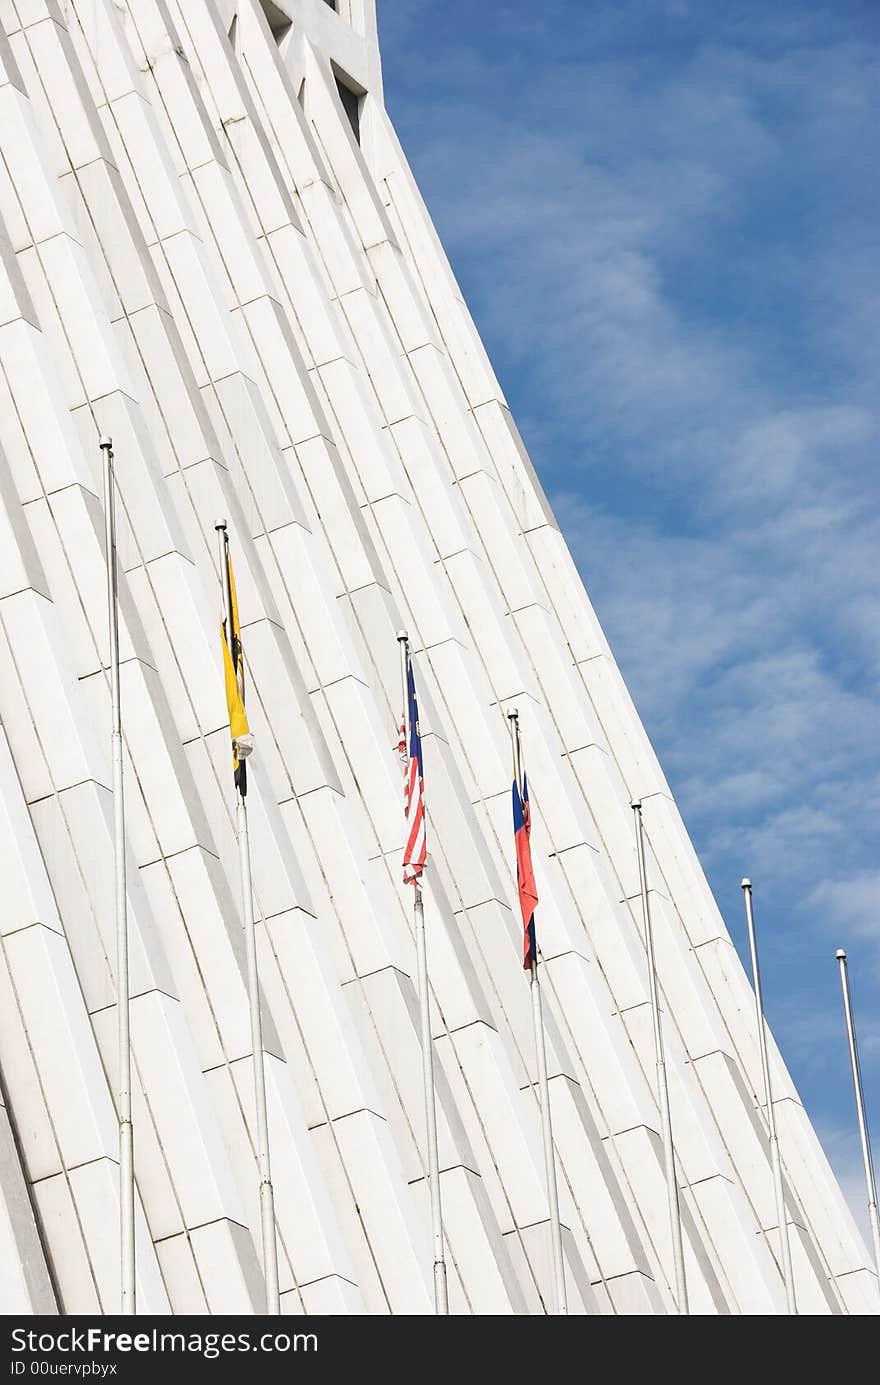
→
(100, 437, 135, 1316)
(632, 801, 688, 1315)
(835, 949, 880, 1281)
(216, 522, 280, 1316)
(741, 879, 796, 1314)
(509, 711, 567, 1316)
(397, 632, 448, 1315)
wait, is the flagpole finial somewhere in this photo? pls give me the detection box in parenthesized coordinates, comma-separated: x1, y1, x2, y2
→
(396, 630, 408, 643)
(99, 435, 112, 451)
(215, 519, 228, 532)
(741, 877, 751, 889)
(507, 708, 519, 721)
(836, 948, 847, 960)
(630, 799, 642, 811)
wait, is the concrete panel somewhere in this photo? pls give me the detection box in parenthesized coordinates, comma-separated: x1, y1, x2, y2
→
(0, 0, 869, 1317)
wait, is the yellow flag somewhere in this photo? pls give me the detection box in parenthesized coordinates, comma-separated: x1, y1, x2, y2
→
(220, 548, 253, 790)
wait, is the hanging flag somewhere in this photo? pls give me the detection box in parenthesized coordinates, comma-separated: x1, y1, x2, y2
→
(513, 773, 538, 969)
(220, 543, 254, 795)
(399, 654, 426, 883)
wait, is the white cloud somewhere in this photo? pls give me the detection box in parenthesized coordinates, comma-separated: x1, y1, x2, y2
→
(381, 0, 880, 1210)
(807, 873, 880, 963)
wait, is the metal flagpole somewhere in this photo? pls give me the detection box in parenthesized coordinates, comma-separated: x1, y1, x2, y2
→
(216, 522, 280, 1316)
(397, 632, 448, 1315)
(741, 879, 796, 1315)
(509, 711, 567, 1316)
(529, 962, 568, 1317)
(100, 436, 136, 1316)
(632, 801, 688, 1315)
(835, 948, 880, 1281)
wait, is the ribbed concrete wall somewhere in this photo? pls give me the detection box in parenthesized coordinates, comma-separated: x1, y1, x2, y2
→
(0, 0, 875, 1315)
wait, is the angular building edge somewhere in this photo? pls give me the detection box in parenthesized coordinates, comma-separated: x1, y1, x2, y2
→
(0, 0, 873, 1316)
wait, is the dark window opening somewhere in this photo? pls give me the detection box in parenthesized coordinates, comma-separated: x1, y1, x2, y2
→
(335, 76, 361, 144)
(259, 0, 293, 42)
(323, 1, 339, 11)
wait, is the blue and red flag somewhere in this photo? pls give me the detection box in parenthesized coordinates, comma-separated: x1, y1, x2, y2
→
(398, 656, 427, 884)
(513, 773, 538, 969)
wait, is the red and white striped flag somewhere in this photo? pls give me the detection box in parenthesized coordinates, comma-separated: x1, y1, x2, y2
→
(398, 654, 426, 883)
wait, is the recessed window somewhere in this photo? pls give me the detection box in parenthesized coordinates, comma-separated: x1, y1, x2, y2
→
(259, 0, 292, 42)
(335, 75, 361, 144)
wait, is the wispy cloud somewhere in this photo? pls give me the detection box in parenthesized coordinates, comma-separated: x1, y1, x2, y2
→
(381, 0, 880, 1187)
(808, 873, 880, 967)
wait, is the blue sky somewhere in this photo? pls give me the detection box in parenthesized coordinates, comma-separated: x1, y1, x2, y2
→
(379, 0, 879, 1237)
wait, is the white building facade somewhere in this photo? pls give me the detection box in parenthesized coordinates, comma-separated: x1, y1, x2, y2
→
(0, 0, 875, 1315)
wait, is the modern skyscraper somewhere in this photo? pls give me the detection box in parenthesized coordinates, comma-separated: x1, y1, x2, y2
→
(0, 0, 875, 1315)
